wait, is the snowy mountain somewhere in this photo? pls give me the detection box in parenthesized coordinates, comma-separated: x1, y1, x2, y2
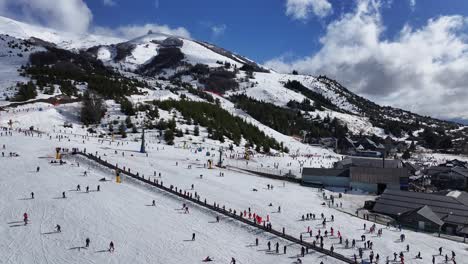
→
(0, 15, 467, 155)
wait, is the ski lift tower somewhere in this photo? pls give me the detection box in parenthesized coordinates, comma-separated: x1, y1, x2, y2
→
(140, 129, 146, 153)
(217, 147, 224, 167)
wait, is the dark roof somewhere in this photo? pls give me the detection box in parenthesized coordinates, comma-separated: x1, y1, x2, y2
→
(425, 166, 468, 178)
(336, 157, 403, 169)
(373, 189, 468, 227)
(404, 162, 422, 172)
(401, 205, 444, 226)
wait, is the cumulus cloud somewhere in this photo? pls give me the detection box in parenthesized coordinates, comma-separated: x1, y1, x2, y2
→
(286, 0, 333, 20)
(0, 0, 92, 33)
(266, 0, 468, 119)
(211, 24, 227, 37)
(94, 23, 191, 39)
(103, 0, 116, 7)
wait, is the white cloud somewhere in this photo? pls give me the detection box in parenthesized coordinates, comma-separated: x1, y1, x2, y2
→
(94, 23, 191, 39)
(266, 0, 468, 119)
(0, 0, 92, 33)
(103, 0, 116, 7)
(211, 24, 226, 37)
(285, 0, 333, 20)
(409, 0, 416, 10)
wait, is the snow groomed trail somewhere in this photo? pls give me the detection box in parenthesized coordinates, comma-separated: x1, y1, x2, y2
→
(75, 151, 354, 263)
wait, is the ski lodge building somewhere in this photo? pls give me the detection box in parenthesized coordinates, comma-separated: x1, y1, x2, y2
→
(301, 157, 409, 194)
(373, 189, 468, 235)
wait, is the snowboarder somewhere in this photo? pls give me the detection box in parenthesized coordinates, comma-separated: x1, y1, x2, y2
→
(56, 224, 61, 232)
(85, 238, 90, 248)
(109, 241, 114, 252)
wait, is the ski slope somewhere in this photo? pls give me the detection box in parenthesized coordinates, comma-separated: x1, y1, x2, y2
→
(1, 122, 466, 264)
(0, 133, 344, 264)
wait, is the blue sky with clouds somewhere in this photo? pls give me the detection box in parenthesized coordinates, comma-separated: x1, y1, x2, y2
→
(1, 0, 468, 120)
(81, 0, 468, 62)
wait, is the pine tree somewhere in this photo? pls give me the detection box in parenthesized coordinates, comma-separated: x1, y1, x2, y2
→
(164, 129, 174, 145)
(119, 122, 127, 138)
(80, 91, 106, 125)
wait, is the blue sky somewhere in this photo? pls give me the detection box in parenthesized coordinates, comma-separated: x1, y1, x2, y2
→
(83, 0, 468, 63)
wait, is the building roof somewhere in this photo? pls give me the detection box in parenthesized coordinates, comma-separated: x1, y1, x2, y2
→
(425, 166, 468, 178)
(336, 157, 403, 169)
(373, 189, 468, 227)
(401, 205, 444, 226)
(404, 162, 422, 172)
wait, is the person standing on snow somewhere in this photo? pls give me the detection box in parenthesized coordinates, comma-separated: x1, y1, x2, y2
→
(56, 224, 61, 232)
(152, 200, 156, 206)
(23, 212, 28, 225)
(31, 192, 34, 199)
(36, 166, 40, 173)
(192, 233, 196, 241)
(109, 241, 114, 252)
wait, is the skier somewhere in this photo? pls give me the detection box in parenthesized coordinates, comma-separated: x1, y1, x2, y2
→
(230, 257, 236, 264)
(216, 216, 220, 222)
(152, 200, 156, 206)
(77, 184, 81, 191)
(36, 166, 40, 173)
(255, 238, 259, 246)
(23, 212, 28, 225)
(109, 241, 114, 252)
(267, 241, 271, 251)
(86, 186, 89, 193)
(283, 245, 287, 254)
(56, 224, 61, 232)
(192, 233, 196, 241)
(97, 185, 100, 192)
(62, 191, 66, 198)
(31, 192, 34, 199)
(85, 238, 90, 248)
